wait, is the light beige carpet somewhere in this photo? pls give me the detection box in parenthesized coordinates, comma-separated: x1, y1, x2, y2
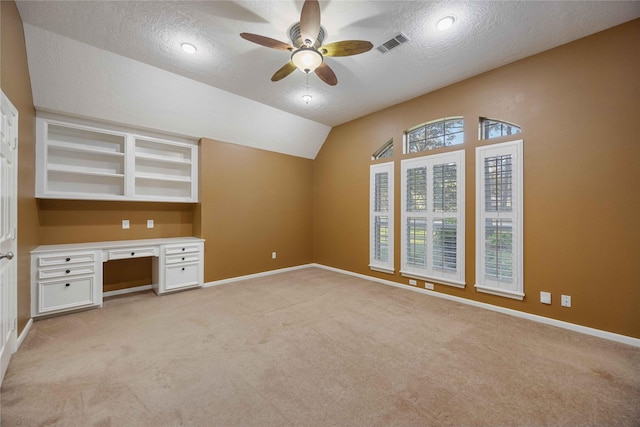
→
(2, 267, 639, 426)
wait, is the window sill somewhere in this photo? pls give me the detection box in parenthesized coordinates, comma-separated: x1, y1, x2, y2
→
(475, 284, 524, 300)
(369, 265, 395, 274)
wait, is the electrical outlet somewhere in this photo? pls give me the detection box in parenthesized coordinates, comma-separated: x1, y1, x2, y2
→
(561, 295, 572, 307)
(122, 219, 130, 229)
(147, 219, 154, 229)
(408, 279, 417, 286)
(540, 291, 551, 305)
(271, 252, 277, 259)
(425, 282, 434, 290)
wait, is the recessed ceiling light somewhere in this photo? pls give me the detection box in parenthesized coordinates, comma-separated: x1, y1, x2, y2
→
(436, 16, 456, 31)
(181, 43, 197, 54)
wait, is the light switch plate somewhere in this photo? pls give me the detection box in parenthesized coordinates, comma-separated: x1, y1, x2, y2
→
(147, 219, 154, 229)
(122, 219, 130, 229)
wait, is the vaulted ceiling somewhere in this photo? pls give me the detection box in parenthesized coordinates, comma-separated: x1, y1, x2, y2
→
(15, 1, 640, 158)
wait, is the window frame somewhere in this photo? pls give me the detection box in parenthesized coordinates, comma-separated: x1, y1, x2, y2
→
(372, 139, 394, 160)
(475, 139, 524, 300)
(369, 161, 394, 274)
(479, 117, 521, 140)
(400, 149, 465, 287)
(403, 117, 464, 154)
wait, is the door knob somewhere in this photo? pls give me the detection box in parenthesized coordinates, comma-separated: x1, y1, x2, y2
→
(0, 251, 14, 260)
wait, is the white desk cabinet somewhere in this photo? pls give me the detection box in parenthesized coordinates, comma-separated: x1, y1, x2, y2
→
(33, 249, 102, 315)
(153, 242, 203, 294)
(31, 237, 205, 318)
(36, 116, 199, 202)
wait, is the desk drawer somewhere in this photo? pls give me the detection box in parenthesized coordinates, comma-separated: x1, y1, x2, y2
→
(38, 264, 95, 280)
(108, 246, 158, 260)
(38, 252, 95, 267)
(165, 263, 200, 291)
(165, 253, 200, 265)
(165, 244, 200, 256)
(38, 276, 95, 314)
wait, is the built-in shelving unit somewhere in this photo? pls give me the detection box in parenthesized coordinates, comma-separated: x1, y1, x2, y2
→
(42, 123, 127, 198)
(134, 137, 195, 201)
(36, 116, 198, 202)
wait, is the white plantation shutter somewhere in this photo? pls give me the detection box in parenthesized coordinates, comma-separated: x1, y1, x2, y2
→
(432, 163, 459, 275)
(401, 150, 465, 286)
(370, 162, 394, 273)
(475, 140, 524, 299)
(405, 167, 428, 268)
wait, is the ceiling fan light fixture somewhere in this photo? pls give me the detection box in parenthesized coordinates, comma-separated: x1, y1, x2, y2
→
(302, 94, 313, 104)
(436, 16, 456, 31)
(291, 46, 323, 73)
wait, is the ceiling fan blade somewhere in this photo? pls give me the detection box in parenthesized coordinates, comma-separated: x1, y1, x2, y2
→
(271, 62, 298, 82)
(315, 62, 337, 86)
(299, 0, 321, 46)
(321, 40, 374, 57)
(240, 33, 293, 51)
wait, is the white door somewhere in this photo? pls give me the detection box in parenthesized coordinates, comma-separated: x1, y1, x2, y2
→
(0, 91, 18, 386)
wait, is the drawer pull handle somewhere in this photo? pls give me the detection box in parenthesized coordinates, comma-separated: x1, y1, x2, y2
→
(182, 267, 185, 271)
(131, 252, 135, 256)
(65, 269, 70, 274)
(182, 248, 185, 251)
(65, 257, 71, 262)
(65, 283, 70, 287)
(182, 257, 185, 261)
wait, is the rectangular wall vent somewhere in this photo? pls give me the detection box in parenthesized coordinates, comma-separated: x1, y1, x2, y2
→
(377, 33, 409, 54)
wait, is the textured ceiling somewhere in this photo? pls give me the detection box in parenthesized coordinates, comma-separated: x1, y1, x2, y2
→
(16, 1, 640, 128)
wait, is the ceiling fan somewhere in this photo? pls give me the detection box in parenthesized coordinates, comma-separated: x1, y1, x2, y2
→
(240, 0, 373, 86)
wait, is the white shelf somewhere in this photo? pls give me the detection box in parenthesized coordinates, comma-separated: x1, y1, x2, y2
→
(48, 165, 125, 179)
(135, 173, 191, 183)
(49, 140, 126, 157)
(36, 116, 199, 202)
(135, 152, 191, 164)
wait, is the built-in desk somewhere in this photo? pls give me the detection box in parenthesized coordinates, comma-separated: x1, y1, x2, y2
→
(31, 237, 204, 318)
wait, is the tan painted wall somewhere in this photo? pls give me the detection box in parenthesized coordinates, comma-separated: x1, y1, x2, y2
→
(313, 19, 640, 338)
(198, 138, 313, 282)
(1, 0, 39, 333)
(37, 200, 194, 244)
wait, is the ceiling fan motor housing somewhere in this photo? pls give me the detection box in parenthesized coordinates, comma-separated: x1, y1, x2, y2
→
(289, 22, 326, 48)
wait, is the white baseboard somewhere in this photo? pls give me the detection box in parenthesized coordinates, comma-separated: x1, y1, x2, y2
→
(16, 318, 33, 351)
(310, 263, 640, 348)
(103, 284, 153, 298)
(203, 264, 315, 288)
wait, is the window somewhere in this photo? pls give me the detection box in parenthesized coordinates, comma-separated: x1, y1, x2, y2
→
(400, 150, 465, 286)
(475, 140, 524, 299)
(480, 118, 521, 140)
(372, 139, 393, 160)
(404, 117, 464, 154)
(370, 162, 394, 273)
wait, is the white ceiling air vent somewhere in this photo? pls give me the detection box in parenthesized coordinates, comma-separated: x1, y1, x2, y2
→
(376, 33, 409, 54)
